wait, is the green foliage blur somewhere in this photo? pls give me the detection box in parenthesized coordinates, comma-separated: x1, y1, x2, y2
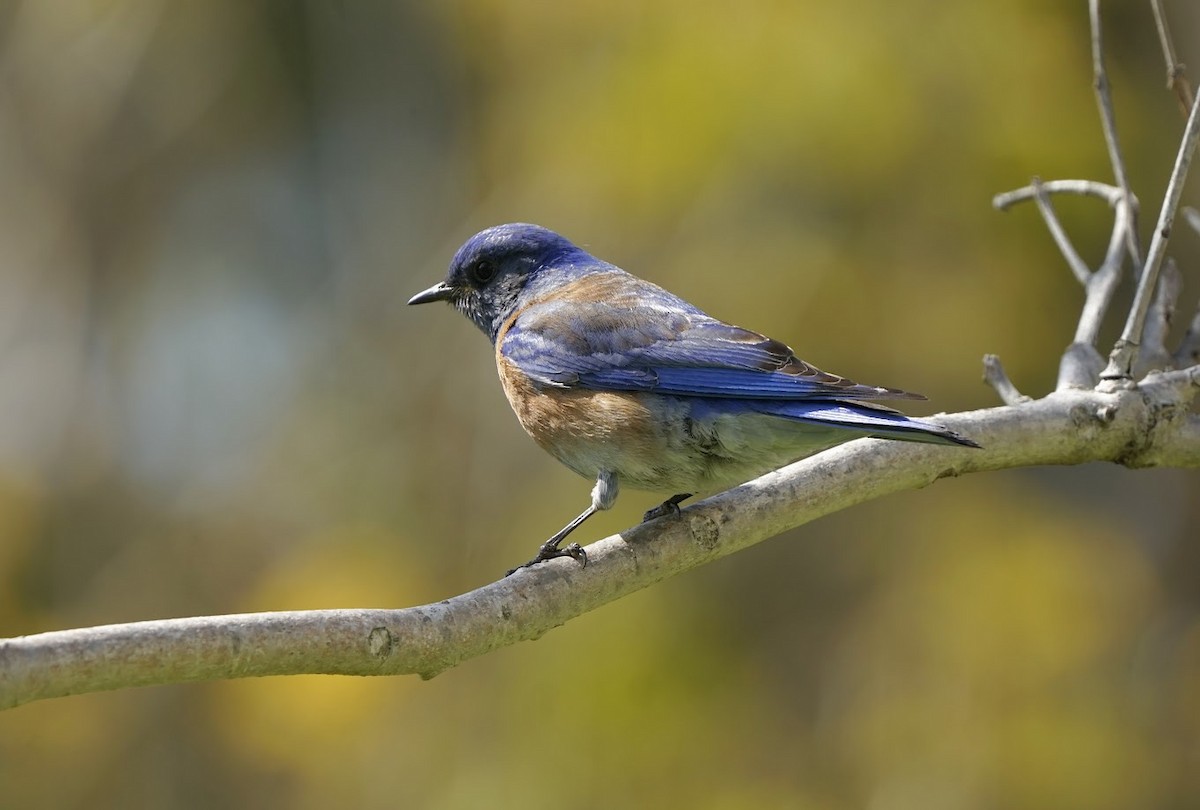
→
(1, 1, 1199, 807)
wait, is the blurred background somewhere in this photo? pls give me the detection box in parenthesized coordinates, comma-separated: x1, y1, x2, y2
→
(2, 1, 1199, 808)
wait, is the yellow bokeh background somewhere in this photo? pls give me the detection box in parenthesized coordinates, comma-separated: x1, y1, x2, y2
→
(1, 1, 1198, 807)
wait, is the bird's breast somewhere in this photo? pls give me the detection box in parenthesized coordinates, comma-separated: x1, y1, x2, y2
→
(496, 353, 666, 481)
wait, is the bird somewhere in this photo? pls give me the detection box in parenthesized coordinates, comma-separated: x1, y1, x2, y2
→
(409, 223, 979, 574)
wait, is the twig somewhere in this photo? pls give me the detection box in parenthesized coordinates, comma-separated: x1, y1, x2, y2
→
(982, 354, 1031, 405)
(1090, 0, 1143, 269)
(1030, 178, 1092, 285)
(993, 179, 1125, 209)
(1103, 86, 1200, 380)
(1150, 0, 1195, 114)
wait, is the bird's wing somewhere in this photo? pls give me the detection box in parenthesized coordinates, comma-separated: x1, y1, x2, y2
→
(501, 294, 923, 402)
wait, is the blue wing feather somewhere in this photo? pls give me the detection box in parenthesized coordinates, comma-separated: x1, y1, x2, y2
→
(501, 280, 922, 402)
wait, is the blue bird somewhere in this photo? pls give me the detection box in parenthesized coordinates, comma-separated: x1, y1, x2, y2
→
(409, 223, 979, 574)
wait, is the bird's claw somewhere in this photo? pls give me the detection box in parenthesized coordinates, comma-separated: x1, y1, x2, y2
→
(642, 493, 692, 523)
(505, 540, 588, 577)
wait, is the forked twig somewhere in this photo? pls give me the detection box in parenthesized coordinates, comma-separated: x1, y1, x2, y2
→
(992, 180, 1135, 389)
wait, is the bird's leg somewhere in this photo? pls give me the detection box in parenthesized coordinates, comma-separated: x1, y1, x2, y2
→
(505, 471, 618, 576)
(642, 493, 692, 523)
(504, 505, 593, 576)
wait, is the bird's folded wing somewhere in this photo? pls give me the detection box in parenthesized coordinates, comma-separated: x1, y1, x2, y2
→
(501, 299, 923, 402)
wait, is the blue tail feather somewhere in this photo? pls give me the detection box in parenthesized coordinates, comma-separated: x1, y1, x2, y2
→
(752, 400, 980, 448)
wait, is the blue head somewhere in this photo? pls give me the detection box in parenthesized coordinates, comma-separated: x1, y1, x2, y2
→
(408, 223, 593, 342)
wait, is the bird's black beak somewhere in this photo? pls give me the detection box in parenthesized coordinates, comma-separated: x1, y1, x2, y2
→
(407, 281, 455, 305)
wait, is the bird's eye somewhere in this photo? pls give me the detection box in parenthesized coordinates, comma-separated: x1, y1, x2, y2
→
(469, 260, 496, 285)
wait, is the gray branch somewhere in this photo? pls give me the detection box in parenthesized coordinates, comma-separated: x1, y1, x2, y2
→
(1103, 86, 1200, 380)
(3, 367, 1197, 710)
(1150, 0, 1195, 113)
(1090, 0, 1142, 267)
(982, 354, 1030, 405)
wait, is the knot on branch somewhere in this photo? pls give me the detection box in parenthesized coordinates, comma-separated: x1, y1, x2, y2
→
(1114, 369, 1199, 467)
(368, 626, 394, 660)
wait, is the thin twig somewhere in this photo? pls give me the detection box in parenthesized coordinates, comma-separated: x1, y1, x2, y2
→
(1150, 0, 1195, 114)
(1031, 178, 1092, 285)
(982, 354, 1031, 405)
(1103, 87, 1200, 380)
(993, 179, 1125, 210)
(1089, 0, 1143, 269)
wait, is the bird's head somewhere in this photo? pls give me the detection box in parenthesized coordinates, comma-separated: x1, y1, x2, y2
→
(408, 223, 584, 342)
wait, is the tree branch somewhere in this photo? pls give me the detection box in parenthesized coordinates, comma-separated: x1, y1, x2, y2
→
(1089, 0, 1143, 268)
(982, 354, 1030, 405)
(3, 367, 1197, 710)
(1103, 85, 1200, 380)
(1150, 0, 1195, 114)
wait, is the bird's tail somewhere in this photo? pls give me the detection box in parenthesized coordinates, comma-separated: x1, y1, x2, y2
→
(753, 400, 981, 448)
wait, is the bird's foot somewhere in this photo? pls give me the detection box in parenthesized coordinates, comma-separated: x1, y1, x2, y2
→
(505, 540, 587, 577)
(642, 493, 692, 523)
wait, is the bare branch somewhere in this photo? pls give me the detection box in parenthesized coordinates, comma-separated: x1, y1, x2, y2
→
(2, 369, 1198, 710)
(1151, 0, 1195, 114)
(982, 354, 1031, 405)
(1030, 178, 1092, 285)
(1090, 0, 1143, 268)
(993, 179, 1125, 209)
(1104, 88, 1200, 380)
